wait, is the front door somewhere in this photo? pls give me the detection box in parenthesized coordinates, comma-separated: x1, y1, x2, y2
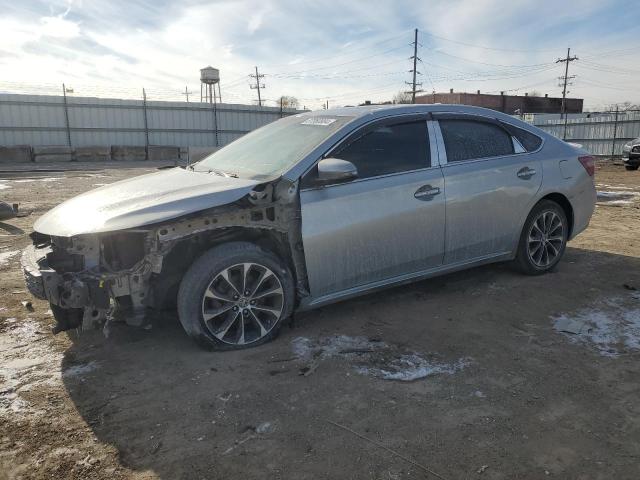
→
(300, 117, 446, 299)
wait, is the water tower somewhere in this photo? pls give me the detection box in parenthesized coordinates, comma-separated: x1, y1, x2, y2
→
(200, 66, 222, 104)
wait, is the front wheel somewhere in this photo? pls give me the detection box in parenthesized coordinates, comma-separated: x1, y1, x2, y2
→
(177, 242, 295, 350)
(514, 200, 568, 275)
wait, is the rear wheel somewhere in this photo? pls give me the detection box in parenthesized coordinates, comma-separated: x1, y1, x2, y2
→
(625, 165, 639, 171)
(515, 200, 568, 275)
(177, 242, 295, 350)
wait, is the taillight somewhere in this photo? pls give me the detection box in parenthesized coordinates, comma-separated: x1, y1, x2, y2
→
(578, 156, 595, 177)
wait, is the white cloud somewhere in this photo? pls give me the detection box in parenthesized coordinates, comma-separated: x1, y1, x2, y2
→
(40, 15, 81, 38)
(0, 0, 638, 110)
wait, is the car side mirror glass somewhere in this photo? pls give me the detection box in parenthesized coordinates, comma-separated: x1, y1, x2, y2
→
(315, 158, 358, 185)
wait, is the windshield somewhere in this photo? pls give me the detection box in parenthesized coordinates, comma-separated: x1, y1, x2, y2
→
(194, 114, 354, 179)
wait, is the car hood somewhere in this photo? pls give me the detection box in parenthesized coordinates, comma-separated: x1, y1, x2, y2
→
(34, 167, 261, 237)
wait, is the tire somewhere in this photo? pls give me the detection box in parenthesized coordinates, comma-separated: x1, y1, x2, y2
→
(177, 242, 295, 350)
(514, 200, 568, 275)
(625, 165, 639, 171)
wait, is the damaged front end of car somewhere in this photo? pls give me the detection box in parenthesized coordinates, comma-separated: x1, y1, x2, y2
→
(21, 176, 308, 334)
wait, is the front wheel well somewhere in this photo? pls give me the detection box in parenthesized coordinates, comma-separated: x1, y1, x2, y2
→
(539, 193, 574, 238)
(153, 227, 295, 309)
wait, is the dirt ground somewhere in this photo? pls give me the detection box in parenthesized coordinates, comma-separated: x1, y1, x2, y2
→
(1, 161, 639, 480)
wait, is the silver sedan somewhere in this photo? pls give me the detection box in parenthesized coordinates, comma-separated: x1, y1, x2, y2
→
(23, 105, 596, 350)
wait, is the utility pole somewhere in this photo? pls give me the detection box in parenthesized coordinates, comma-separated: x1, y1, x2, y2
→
(61, 83, 72, 147)
(556, 47, 578, 139)
(142, 88, 149, 159)
(557, 48, 578, 119)
(405, 28, 423, 103)
(250, 66, 265, 106)
(182, 86, 193, 102)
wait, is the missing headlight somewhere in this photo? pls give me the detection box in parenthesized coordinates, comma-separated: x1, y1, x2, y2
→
(101, 232, 148, 270)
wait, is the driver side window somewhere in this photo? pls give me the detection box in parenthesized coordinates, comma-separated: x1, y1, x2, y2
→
(334, 120, 430, 179)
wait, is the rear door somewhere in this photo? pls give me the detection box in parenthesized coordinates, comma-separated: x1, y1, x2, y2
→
(434, 114, 542, 264)
(299, 116, 445, 298)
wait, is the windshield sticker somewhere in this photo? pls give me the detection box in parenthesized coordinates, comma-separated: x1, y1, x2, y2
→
(301, 117, 337, 126)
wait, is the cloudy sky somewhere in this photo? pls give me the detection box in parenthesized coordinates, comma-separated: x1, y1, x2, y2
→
(1, 0, 639, 110)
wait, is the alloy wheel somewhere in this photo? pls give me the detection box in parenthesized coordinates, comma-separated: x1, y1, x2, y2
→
(527, 210, 565, 268)
(201, 262, 284, 345)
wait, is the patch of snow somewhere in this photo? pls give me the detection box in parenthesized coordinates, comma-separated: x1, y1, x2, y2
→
(553, 296, 640, 357)
(0, 181, 10, 190)
(0, 250, 19, 268)
(256, 421, 274, 434)
(292, 335, 386, 360)
(291, 335, 469, 382)
(13, 177, 63, 183)
(595, 184, 637, 192)
(62, 361, 99, 378)
(0, 318, 65, 418)
(473, 390, 486, 398)
(359, 354, 471, 382)
(597, 190, 639, 203)
(603, 199, 634, 205)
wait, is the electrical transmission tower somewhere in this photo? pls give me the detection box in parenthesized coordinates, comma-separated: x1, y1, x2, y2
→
(405, 28, 423, 103)
(556, 47, 578, 139)
(249, 66, 265, 107)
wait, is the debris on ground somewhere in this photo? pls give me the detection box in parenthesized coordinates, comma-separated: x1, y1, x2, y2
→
(0, 201, 18, 221)
(21, 300, 34, 312)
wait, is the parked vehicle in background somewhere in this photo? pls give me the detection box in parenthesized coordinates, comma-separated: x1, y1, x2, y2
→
(622, 137, 640, 170)
(22, 105, 596, 350)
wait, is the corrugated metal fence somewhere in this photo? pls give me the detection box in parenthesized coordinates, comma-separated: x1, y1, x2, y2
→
(0, 93, 300, 148)
(525, 110, 640, 156)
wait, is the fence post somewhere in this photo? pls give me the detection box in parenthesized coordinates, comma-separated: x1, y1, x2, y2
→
(142, 88, 150, 159)
(280, 97, 283, 118)
(61, 83, 72, 147)
(210, 84, 219, 147)
(611, 105, 619, 158)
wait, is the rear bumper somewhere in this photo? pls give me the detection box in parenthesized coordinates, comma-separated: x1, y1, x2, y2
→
(569, 182, 596, 240)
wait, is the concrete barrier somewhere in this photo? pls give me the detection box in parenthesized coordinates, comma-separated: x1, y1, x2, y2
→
(0, 146, 32, 163)
(111, 146, 147, 161)
(33, 146, 73, 162)
(148, 146, 180, 161)
(74, 146, 111, 162)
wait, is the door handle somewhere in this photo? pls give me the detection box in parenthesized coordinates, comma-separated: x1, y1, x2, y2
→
(517, 167, 536, 180)
(414, 185, 441, 200)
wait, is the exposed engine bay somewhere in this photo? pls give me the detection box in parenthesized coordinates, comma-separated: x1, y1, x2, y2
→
(21, 176, 308, 334)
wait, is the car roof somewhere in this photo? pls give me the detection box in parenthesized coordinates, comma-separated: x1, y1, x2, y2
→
(302, 103, 522, 122)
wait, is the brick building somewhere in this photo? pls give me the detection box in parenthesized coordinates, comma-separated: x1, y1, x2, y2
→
(415, 89, 583, 114)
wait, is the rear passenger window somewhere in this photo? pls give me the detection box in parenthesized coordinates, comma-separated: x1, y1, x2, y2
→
(334, 120, 429, 179)
(439, 119, 514, 162)
(503, 123, 543, 152)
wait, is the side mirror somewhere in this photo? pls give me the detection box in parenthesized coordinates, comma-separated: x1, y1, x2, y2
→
(315, 158, 358, 185)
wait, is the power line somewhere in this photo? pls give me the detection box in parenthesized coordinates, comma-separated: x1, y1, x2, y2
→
(262, 29, 413, 69)
(419, 30, 559, 53)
